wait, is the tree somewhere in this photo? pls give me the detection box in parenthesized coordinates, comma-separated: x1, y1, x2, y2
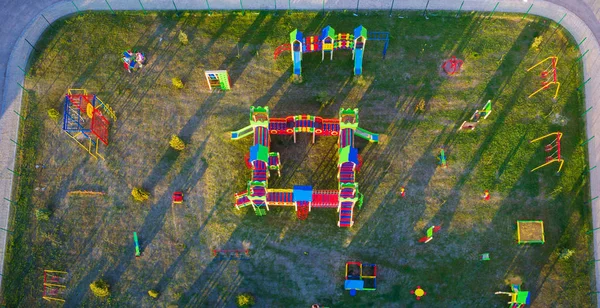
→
(172, 77, 184, 89)
(236, 293, 255, 307)
(35, 209, 52, 221)
(89, 279, 110, 297)
(148, 289, 159, 299)
(169, 135, 185, 151)
(131, 187, 150, 202)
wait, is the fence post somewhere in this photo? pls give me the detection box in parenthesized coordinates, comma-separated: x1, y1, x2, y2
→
(105, 0, 115, 14)
(456, 1, 464, 18)
(389, 0, 395, 17)
(521, 4, 533, 20)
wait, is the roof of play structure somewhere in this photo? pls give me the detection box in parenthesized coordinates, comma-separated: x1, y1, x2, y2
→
(354, 25, 367, 38)
(290, 29, 303, 43)
(293, 185, 313, 202)
(250, 144, 269, 162)
(344, 280, 364, 290)
(339, 146, 359, 165)
(321, 25, 335, 40)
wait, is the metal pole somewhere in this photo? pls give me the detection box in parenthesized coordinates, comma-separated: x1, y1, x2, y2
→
(13, 110, 26, 120)
(577, 50, 589, 61)
(489, 2, 499, 18)
(521, 4, 533, 20)
(205, 0, 211, 15)
(555, 13, 566, 28)
(24, 39, 38, 52)
(389, 0, 394, 17)
(105, 0, 115, 14)
(322, 0, 325, 16)
(240, 0, 245, 15)
(71, 1, 80, 14)
(41, 14, 52, 26)
(355, 0, 360, 16)
(581, 136, 595, 146)
(172, 0, 178, 13)
(578, 37, 587, 48)
(456, 1, 464, 18)
(288, 0, 291, 15)
(582, 106, 593, 116)
(423, 0, 430, 19)
(138, 0, 146, 14)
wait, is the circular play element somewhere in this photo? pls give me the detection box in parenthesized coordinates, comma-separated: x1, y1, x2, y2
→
(270, 129, 278, 135)
(410, 286, 426, 300)
(349, 289, 357, 297)
(315, 128, 323, 134)
(441, 56, 463, 76)
(286, 128, 293, 134)
(331, 131, 339, 136)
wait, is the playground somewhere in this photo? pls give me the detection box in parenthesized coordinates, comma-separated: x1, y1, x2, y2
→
(4, 10, 594, 307)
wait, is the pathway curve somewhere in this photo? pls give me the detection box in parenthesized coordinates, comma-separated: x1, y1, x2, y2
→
(1, 0, 600, 303)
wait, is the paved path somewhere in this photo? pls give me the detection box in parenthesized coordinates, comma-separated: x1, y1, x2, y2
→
(2, 0, 600, 303)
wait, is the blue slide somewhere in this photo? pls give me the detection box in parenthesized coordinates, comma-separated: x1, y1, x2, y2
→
(293, 51, 302, 75)
(354, 48, 363, 75)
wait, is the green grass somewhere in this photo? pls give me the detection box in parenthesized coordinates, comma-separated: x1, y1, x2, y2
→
(4, 10, 593, 307)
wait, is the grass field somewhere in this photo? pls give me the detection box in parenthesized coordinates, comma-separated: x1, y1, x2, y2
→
(3, 9, 594, 307)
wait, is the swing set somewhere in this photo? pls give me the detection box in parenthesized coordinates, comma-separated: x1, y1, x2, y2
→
(529, 132, 564, 173)
(527, 56, 560, 99)
(42, 270, 68, 303)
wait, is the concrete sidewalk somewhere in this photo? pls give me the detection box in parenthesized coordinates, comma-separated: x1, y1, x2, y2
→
(1, 0, 600, 304)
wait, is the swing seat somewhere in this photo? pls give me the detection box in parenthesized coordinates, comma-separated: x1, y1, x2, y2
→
(541, 71, 549, 78)
(545, 156, 554, 162)
(544, 144, 553, 152)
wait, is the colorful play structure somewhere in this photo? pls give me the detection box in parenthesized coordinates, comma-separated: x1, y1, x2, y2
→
(418, 225, 441, 243)
(122, 50, 146, 73)
(438, 148, 448, 167)
(517, 220, 545, 244)
(410, 286, 427, 300)
(172, 191, 184, 204)
(273, 25, 389, 76)
(529, 131, 564, 173)
(495, 283, 531, 307)
(344, 261, 377, 295)
(133, 232, 141, 257)
(441, 55, 463, 75)
(204, 70, 231, 91)
(62, 89, 116, 160)
(42, 270, 68, 303)
(527, 56, 560, 99)
(231, 106, 379, 227)
(459, 100, 492, 131)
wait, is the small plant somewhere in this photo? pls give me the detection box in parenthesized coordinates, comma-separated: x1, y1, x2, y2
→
(47, 108, 60, 120)
(178, 31, 189, 45)
(315, 91, 332, 108)
(532, 36, 543, 50)
(89, 279, 110, 298)
(558, 248, 575, 261)
(415, 99, 426, 112)
(35, 209, 52, 221)
(148, 289, 159, 299)
(131, 187, 150, 202)
(172, 77, 184, 89)
(169, 135, 186, 151)
(236, 292, 255, 308)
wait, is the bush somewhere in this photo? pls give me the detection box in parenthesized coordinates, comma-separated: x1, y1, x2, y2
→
(559, 248, 575, 261)
(415, 99, 426, 112)
(169, 135, 185, 151)
(178, 31, 189, 45)
(131, 187, 150, 202)
(148, 289, 159, 298)
(35, 209, 52, 221)
(89, 279, 110, 297)
(532, 36, 543, 50)
(315, 91, 332, 108)
(172, 77, 184, 89)
(47, 108, 60, 120)
(236, 293, 255, 307)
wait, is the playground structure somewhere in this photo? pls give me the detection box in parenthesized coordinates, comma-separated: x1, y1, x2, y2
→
(418, 225, 441, 243)
(231, 106, 379, 227)
(274, 25, 389, 76)
(527, 56, 560, 99)
(172, 191, 184, 204)
(212, 249, 250, 261)
(495, 283, 531, 307)
(344, 261, 377, 296)
(459, 100, 492, 131)
(42, 270, 68, 303)
(410, 286, 427, 300)
(133, 232, 141, 257)
(62, 89, 116, 160)
(517, 220, 545, 244)
(529, 132, 564, 173)
(441, 55, 463, 75)
(122, 50, 146, 73)
(204, 70, 231, 91)
(438, 148, 448, 167)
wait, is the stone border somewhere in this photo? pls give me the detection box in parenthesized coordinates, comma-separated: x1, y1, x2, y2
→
(1, 0, 598, 303)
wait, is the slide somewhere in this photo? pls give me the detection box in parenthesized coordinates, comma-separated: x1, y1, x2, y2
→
(293, 51, 302, 75)
(355, 127, 379, 142)
(231, 125, 254, 140)
(354, 48, 363, 75)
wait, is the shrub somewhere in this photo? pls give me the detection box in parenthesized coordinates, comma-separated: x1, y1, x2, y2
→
(178, 31, 189, 45)
(89, 279, 110, 297)
(35, 209, 52, 221)
(559, 248, 575, 261)
(415, 99, 426, 112)
(47, 108, 60, 120)
(315, 91, 332, 108)
(131, 187, 150, 202)
(172, 77, 184, 89)
(169, 135, 185, 151)
(148, 289, 159, 298)
(236, 293, 255, 307)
